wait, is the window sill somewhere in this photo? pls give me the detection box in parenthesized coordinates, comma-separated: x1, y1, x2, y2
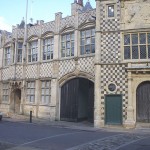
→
(123, 59, 150, 63)
(79, 53, 95, 58)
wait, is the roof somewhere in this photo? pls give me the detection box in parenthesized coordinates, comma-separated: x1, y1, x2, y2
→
(82, 1, 93, 12)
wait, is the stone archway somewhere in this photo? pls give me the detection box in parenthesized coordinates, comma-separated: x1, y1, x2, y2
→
(10, 88, 21, 114)
(136, 81, 150, 123)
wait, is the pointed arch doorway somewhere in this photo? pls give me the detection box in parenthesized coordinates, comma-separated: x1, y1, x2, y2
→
(10, 89, 21, 114)
(60, 78, 94, 123)
(136, 81, 150, 123)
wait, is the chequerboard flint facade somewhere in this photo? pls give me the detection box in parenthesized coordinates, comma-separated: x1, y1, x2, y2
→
(0, 0, 150, 128)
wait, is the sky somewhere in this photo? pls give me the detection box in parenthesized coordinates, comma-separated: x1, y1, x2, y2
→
(0, 0, 96, 32)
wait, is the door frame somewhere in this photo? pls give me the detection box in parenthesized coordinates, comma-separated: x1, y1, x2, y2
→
(105, 94, 123, 125)
(59, 77, 94, 122)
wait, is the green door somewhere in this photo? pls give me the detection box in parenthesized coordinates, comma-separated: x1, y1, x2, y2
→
(105, 95, 122, 125)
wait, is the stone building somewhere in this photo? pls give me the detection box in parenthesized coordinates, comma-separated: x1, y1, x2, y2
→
(0, 0, 150, 128)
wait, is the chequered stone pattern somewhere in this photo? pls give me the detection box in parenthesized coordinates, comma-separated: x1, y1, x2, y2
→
(40, 62, 53, 78)
(78, 56, 95, 77)
(41, 21, 55, 34)
(26, 64, 38, 79)
(27, 25, 40, 38)
(100, 2, 120, 32)
(16, 65, 23, 79)
(60, 16, 75, 31)
(17, 29, 24, 39)
(2, 66, 15, 80)
(100, 64, 128, 121)
(78, 9, 96, 25)
(101, 32, 121, 63)
(59, 59, 75, 79)
(100, 2, 121, 64)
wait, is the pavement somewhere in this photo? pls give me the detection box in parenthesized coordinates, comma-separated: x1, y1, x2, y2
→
(1, 114, 150, 150)
(2, 114, 134, 133)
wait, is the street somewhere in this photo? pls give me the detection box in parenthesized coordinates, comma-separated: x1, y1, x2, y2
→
(0, 120, 150, 150)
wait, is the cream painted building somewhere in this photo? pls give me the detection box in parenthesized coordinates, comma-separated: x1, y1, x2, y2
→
(0, 0, 150, 128)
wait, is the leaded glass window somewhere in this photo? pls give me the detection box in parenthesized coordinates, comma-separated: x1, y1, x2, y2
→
(80, 28, 95, 55)
(43, 37, 54, 60)
(61, 33, 74, 57)
(26, 81, 35, 103)
(3, 83, 9, 102)
(28, 40, 38, 62)
(41, 81, 51, 104)
(124, 32, 150, 60)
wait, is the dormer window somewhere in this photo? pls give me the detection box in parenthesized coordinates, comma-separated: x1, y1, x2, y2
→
(108, 5, 114, 18)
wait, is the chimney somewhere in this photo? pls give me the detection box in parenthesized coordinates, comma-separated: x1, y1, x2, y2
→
(78, 0, 83, 6)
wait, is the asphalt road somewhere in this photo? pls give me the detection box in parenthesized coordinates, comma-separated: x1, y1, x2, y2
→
(0, 120, 150, 150)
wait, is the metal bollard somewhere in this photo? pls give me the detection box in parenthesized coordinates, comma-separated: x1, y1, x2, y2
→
(30, 111, 32, 123)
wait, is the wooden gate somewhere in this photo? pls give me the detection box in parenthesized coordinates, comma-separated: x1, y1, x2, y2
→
(105, 95, 122, 125)
(136, 81, 150, 123)
(60, 78, 94, 122)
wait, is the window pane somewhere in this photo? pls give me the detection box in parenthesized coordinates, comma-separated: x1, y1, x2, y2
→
(132, 46, 138, 59)
(80, 46, 84, 55)
(85, 45, 90, 54)
(91, 37, 95, 44)
(43, 53, 46, 60)
(46, 81, 50, 87)
(71, 47, 74, 56)
(132, 34, 138, 45)
(66, 34, 70, 41)
(140, 33, 146, 44)
(148, 33, 150, 44)
(42, 89, 45, 94)
(71, 33, 74, 40)
(86, 38, 91, 44)
(61, 49, 65, 57)
(124, 34, 130, 45)
(140, 45, 146, 59)
(46, 89, 49, 95)
(66, 49, 70, 56)
(81, 39, 84, 45)
(66, 42, 70, 48)
(86, 30, 91, 37)
(91, 29, 95, 36)
(31, 89, 34, 94)
(46, 96, 49, 103)
(81, 31, 85, 38)
(91, 45, 95, 53)
(108, 5, 114, 17)
(124, 46, 130, 59)
(41, 96, 45, 102)
(148, 45, 150, 58)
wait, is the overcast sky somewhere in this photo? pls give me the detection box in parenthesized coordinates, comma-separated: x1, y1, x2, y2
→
(0, 0, 95, 32)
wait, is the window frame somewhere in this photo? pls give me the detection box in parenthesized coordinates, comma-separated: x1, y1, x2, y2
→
(106, 3, 116, 19)
(40, 80, 51, 105)
(28, 40, 38, 63)
(26, 81, 35, 103)
(80, 28, 95, 55)
(61, 32, 74, 58)
(4, 46, 11, 66)
(2, 83, 9, 102)
(42, 37, 54, 61)
(17, 42, 23, 63)
(123, 32, 150, 61)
